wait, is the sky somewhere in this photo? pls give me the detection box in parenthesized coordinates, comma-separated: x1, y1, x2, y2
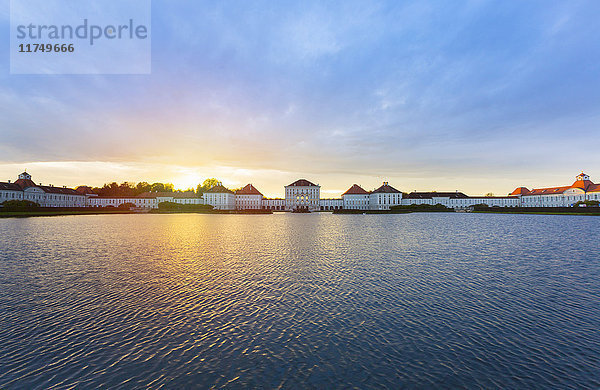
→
(1, 0, 600, 197)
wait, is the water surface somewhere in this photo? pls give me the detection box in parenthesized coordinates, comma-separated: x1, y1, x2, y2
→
(0, 213, 599, 388)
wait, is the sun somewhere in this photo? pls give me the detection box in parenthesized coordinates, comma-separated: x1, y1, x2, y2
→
(172, 173, 202, 191)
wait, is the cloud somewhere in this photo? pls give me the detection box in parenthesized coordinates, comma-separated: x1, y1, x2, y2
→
(1, 0, 600, 194)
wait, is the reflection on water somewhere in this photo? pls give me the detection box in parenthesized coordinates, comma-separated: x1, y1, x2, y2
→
(0, 213, 599, 388)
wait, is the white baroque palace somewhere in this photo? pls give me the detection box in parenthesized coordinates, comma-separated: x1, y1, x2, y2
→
(203, 184, 235, 210)
(0, 172, 87, 207)
(2, 171, 599, 211)
(285, 179, 321, 211)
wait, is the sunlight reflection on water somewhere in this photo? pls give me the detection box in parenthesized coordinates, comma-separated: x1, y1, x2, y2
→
(0, 213, 599, 388)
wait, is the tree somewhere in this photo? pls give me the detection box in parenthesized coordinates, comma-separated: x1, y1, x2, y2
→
(196, 178, 220, 195)
(119, 182, 135, 197)
(135, 182, 152, 195)
(485, 192, 494, 197)
(150, 183, 174, 193)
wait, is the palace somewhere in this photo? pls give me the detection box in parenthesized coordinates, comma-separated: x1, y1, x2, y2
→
(509, 172, 600, 207)
(1, 171, 598, 211)
(0, 172, 87, 207)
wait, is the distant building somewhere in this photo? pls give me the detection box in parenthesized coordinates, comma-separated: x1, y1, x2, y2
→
(285, 179, 321, 212)
(341, 184, 370, 210)
(3, 171, 598, 211)
(0, 172, 87, 207)
(203, 184, 235, 210)
(403, 191, 518, 208)
(370, 182, 402, 210)
(235, 184, 263, 210)
(86, 191, 202, 209)
(320, 198, 344, 211)
(511, 172, 600, 207)
(337, 182, 403, 211)
(262, 198, 285, 211)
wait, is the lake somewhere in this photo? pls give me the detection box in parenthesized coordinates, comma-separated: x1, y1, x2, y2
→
(0, 213, 599, 388)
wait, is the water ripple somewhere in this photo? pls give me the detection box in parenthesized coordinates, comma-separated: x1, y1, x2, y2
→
(0, 213, 599, 389)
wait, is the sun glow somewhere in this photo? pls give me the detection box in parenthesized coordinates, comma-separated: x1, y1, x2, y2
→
(173, 173, 203, 191)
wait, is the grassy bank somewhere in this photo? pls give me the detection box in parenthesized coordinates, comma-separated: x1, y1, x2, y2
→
(472, 206, 600, 216)
(150, 209, 273, 215)
(473, 210, 600, 216)
(390, 204, 453, 213)
(333, 209, 412, 214)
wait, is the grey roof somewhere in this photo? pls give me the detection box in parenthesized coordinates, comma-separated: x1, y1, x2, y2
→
(405, 192, 469, 199)
(0, 182, 23, 191)
(39, 186, 82, 195)
(205, 185, 234, 194)
(372, 184, 401, 194)
(287, 179, 318, 187)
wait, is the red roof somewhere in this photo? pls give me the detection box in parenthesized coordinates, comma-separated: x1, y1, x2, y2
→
(235, 184, 263, 196)
(342, 184, 369, 196)
(14, 178, 37, 189)
(520, 173, 600, 195)
(287, 179, 318, 187)
(570, 179, 595, 191)
(526, 186, 571, 196)
(509, 187, 530, 196)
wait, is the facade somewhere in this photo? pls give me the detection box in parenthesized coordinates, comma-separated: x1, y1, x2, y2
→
(0, 181, 24, 204)
(285, 179, 321, 211)
(235, 184, 263, 210)
(262, 198, 285, 211)
(204, 184, 235, 210)
(369, 182, 403, 210)
(3, 171, 598, 212)
(154, 192, 202, 206)
(87, 195, 156, 209)
(320, 198, 344, 211)
(337, 182, 403, 211)
(402, 191, 519, 208)
(0, 172, 87, 207)
(341, 184, 370, 210)
(86, 192, 202, 209)
(511, 172, 600, 207)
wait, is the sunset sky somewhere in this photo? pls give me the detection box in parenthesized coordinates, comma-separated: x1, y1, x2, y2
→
(1, 0, 600, 197)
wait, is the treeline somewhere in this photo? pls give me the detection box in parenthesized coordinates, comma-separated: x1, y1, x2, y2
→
(83, 182, 174, 197)
(78, 178, 224, 197)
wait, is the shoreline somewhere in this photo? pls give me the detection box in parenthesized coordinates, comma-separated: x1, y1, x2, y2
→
(0, 210, 136, 218)
(2, 209, 599, 218)
(473, 210, 600, 216)
(0, 208, 274, 218)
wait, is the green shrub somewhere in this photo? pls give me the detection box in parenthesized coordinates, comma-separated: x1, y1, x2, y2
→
(157, 201, 213, 211)
(1, 200, 40, 211)
(574, 200, 600, 207)
(390, 203, 452, 212)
